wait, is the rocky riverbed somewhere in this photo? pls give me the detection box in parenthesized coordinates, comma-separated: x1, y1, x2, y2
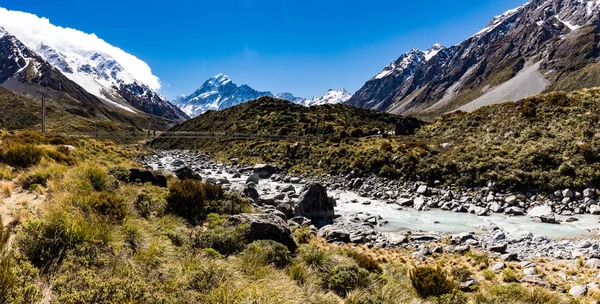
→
(139, 150, 600, 267)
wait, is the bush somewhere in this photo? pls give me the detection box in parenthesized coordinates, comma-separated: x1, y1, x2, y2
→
(1, 144, 43, 168)
(84, 166, 111, 191)
(134, 189, 166, 218)
(502, 268, 519, 283)
(18, 209, 110, 268)
(286, 263, 308, 284)
(108, 167, 130, 182)
(241, 240, 291, 268)
(409, 266, 456, 299)
(345, 250, 382, 274)
(20, 170, 51, 190)
(323, 264, 371, 297)
(166, 180, 224, 225)
(451, 266, 472, 282)
(192, 226, 247, 256)
(299, 245, 331, 269)
(482, 269, 495, 281)
(92, 192, 128, 222)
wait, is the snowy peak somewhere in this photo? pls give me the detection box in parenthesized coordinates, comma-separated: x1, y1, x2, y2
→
(206, 73, 232, 87)
(374, 43, 446, 80)
(174, 74, 354, 117)
(303, 88, 352, 106)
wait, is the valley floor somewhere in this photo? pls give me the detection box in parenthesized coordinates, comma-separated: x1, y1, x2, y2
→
(0, 130, 597, 303)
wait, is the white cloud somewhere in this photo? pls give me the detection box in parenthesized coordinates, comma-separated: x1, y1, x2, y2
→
(0, 7, 161, 90)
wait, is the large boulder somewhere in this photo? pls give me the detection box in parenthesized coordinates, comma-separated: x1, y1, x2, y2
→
(294, 183, 335, 224)
(317, 225, 350, 243)
(527, 205, 557, 224)
(227, 213, 297, 252)
(129, 169, 167, 188)
(173, 166, 202, 181)
(252, 164, 280, 178)
(243, 186, 260, 202)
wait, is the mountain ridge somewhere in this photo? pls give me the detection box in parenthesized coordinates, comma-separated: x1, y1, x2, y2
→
(346, 0, 600, 119)
(173, 74, 352, 117)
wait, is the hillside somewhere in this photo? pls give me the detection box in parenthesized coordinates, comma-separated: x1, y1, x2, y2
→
(162, 97, 403, 137)
(0, 87, 152, 140)
(347, 0, 600, 119)
(154, 89, 600, 192)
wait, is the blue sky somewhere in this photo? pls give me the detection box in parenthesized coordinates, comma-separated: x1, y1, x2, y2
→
(3, 0, 525, 99)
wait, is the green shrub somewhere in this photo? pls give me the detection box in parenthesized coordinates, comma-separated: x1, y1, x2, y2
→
(299, 245, 331, 269)
(293, 226, 313, 244)
(409, 266, 456, 299)
(201, 248, 224, 259)
(241, 240, 291, 268)
(166, 180, 224, 225)
(482, 269, 495, 281)
(1, 144, 42, 168)
(502, 268, 519, 283)
(18, 209, 110, 268)
(91, 192, 128, 222)
(286, 263, 308, 284)
(189, 261, 229, 293)
(451, 266, 472, 282)
(44, 148, 76, 165)
(323, 264, 372, 297)
(134, 189, 166, 218)
(108, 167, 130, 182)
(84, 166, 111, 191)
(192, 226, 247, 256)
(20, 170, 51, 190)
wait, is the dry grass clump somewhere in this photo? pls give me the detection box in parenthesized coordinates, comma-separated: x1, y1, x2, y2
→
(0, 182, 12, 198)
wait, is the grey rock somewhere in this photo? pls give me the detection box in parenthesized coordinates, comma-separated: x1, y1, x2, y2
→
(590, 205, 600, 215)
(501, 253, 519, 262)
(246, 174, 260, 185)
(295, 183, 335, 223)
(505, 206, 524, 216)
(488, 243, 508, 253)
(492, 262, 506, 271)
(520, 275, 554, 289)
(317, 226, 350, 243)
(527, 205, 556, 224)
(586, 258, 600, 269)
(569, 285, 588, 298)
(416, 185, 429, 195)
(227, 213, 297, 252)
(173, 166, 202, 181)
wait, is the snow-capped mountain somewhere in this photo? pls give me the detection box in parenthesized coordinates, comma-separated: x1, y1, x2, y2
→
(301, 89, 352, 106)
(173, 74, 274, 117)
(0, 7, 187, 122)
(174, 74, 353, 117)
(347, 0, 600, 116)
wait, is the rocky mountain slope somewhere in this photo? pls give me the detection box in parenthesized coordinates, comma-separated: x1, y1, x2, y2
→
(0, 9, 187, 123)
(347, 0, 600, 119)
(0, 27, 182, 132)
(173, 74, 352, 117)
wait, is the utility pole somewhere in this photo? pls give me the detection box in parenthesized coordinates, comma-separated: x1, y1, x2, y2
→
(41, 93, 46, 134)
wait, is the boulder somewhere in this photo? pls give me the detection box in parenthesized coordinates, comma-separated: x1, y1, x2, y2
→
(504, 206, 524, 216)
(569, 285, 588, 298)
(590, 205, 600, 215)
(227, 213, 297, 252)
(527, 205, 557, 224)
(317, 226, 350, 243)
(492, 262, 506, 271)
(586, 258, 600, 269)
(246, 174, 260, 185)
(173, 166, 202, 181)
(520, 275, 554, 289)
(416, 185, 429, 195)
(276, 203, 295, 219)
(252, 164, 280, 178)
(243, 186, 260, 202)
(294, 183, 335, 224)
(129, 169, 167, 188)
(488, 243, 508, 253)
